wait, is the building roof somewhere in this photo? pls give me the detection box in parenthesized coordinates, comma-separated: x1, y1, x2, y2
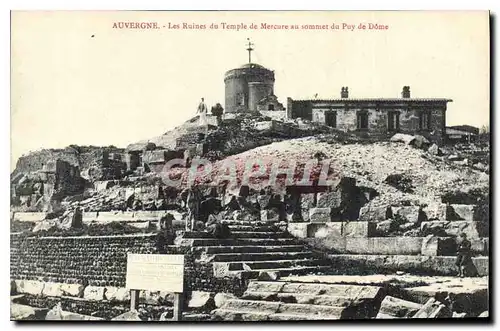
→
(446, 128, 476, 136)
(292, 98, 453, 103)
(448, 125, 480, 135)
(238, 63, 269, 70)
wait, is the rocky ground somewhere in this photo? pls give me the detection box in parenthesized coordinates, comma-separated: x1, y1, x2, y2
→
(216, 136, 489, 207)
(10, 114, 490, 322)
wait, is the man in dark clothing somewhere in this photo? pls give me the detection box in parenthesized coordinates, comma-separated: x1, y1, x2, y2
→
(205, 206, 231, 239)
(456, 232, 472, 278)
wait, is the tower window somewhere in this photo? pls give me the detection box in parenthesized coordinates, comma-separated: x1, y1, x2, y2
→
(268, 104, 275, 111)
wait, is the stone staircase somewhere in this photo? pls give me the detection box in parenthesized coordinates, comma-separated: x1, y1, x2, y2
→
(177, 219, 332, 280)
(212, 280, 384, 320)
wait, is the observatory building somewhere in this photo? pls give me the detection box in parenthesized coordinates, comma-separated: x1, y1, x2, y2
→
(224, 40, 284, 113)
(223, 41, 451, 145)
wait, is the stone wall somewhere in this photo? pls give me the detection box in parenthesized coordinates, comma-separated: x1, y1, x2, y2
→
(11, 233, 159, 287)
(10, 232, 244, 296)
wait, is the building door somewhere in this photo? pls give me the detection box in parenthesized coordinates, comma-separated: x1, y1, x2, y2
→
(357, 111, 369, 129)
(324, 110, 337, 128)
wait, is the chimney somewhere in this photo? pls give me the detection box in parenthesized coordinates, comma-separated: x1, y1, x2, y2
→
(401, 86, 411, 98)
(341, 86, 349, 98)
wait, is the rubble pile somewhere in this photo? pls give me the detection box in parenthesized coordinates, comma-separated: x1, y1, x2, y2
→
(221, 136, 489, 208)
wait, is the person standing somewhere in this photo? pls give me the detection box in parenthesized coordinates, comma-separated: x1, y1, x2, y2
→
(186, 186, 201, 231)
(198, 97, 208, 129)
(456, 232, 472, 278)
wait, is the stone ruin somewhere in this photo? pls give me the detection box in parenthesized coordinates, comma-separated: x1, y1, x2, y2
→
(10, 114, 490, 321)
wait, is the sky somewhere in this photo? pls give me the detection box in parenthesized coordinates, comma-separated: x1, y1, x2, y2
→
(11, 11, 490, 170)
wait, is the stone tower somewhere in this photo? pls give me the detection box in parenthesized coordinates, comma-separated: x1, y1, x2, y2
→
(224, 40, 276, 113)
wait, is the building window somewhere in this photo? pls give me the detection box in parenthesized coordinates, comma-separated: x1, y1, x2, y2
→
(419, 111, 431, 130)
(388, 111, 400, 131)
(324, 110, 337, 128)
(357, 111, 369, 130)
(268, 104, 275, 111)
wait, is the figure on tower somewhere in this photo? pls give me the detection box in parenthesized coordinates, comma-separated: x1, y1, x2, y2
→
(224, 39, 284, 113)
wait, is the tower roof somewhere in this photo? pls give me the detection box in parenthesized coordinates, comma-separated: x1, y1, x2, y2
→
(238, 63, 268, 70)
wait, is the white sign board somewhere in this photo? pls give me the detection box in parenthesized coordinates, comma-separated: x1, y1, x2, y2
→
(126, 254, 184, 292)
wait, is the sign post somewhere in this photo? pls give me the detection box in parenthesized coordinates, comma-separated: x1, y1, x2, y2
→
(126, 254, 185, 321)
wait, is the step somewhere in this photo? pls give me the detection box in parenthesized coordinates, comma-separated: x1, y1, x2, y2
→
(212, 252, 315, 262)
(241, 291, 356, 307)
(327, 254, 489, 277)
(246, 281, 384, 300)
(186, 238, 299, 247)
(212, 309, 271, 321)
(226, 265, 331, 279)
(221, 220, 286, 226)
(227, 259, 331, 271)
(212, 309, 337, 321)
(183, 231, 290, 239)
(200, 245, 307, 254)
(226, 225, 278, 232)
(221, 299, 346, 318)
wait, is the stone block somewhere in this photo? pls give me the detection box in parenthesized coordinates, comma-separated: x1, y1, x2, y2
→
(261, 209, 281, 222)
(392, 206, 425, 224)
(214, 293, 237, 308)
(11, 303, 48, 320)
(129, 221, 150, 229)
(12, 212, 47, 222)
(478, 311, 489, 318)
(308, 222, 343, 238)
(390, 133, 415, 144)
(327, 254, 489, 276)
(42, 282, 64, 297)
(420, 221, 489, 239)
(316, 190, 342, 209)
(449, 204, 484, 222)
(412, 298, 452, 318)
(347, 237, 422, 255)
(287, 223, 309, 239)
(376, 295, 423, 318)
(343, 221, 376, 237)
(83, 286, 105, 301)
(358, 206, 392, 222)
(309, 237, 423, 255)
(133, 210, 168, 221)
(422, 203, 449, 221)
(421, 236, 456, 256)
(97, 211, 136, 222)
(309, 208, 331, 223)
(111, 310, 143, 321)
(188, 291, 215, 309)
(59, 283, 84, 298)
(105, 287, 131, 302)
(82, 212, 98, 223)
(300, 193, 316, 209)
(15, 280, 44, 296)
(258, 271, 280, 281)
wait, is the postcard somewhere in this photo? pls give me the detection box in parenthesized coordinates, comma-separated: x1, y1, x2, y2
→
(10, 10, 490, 322)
